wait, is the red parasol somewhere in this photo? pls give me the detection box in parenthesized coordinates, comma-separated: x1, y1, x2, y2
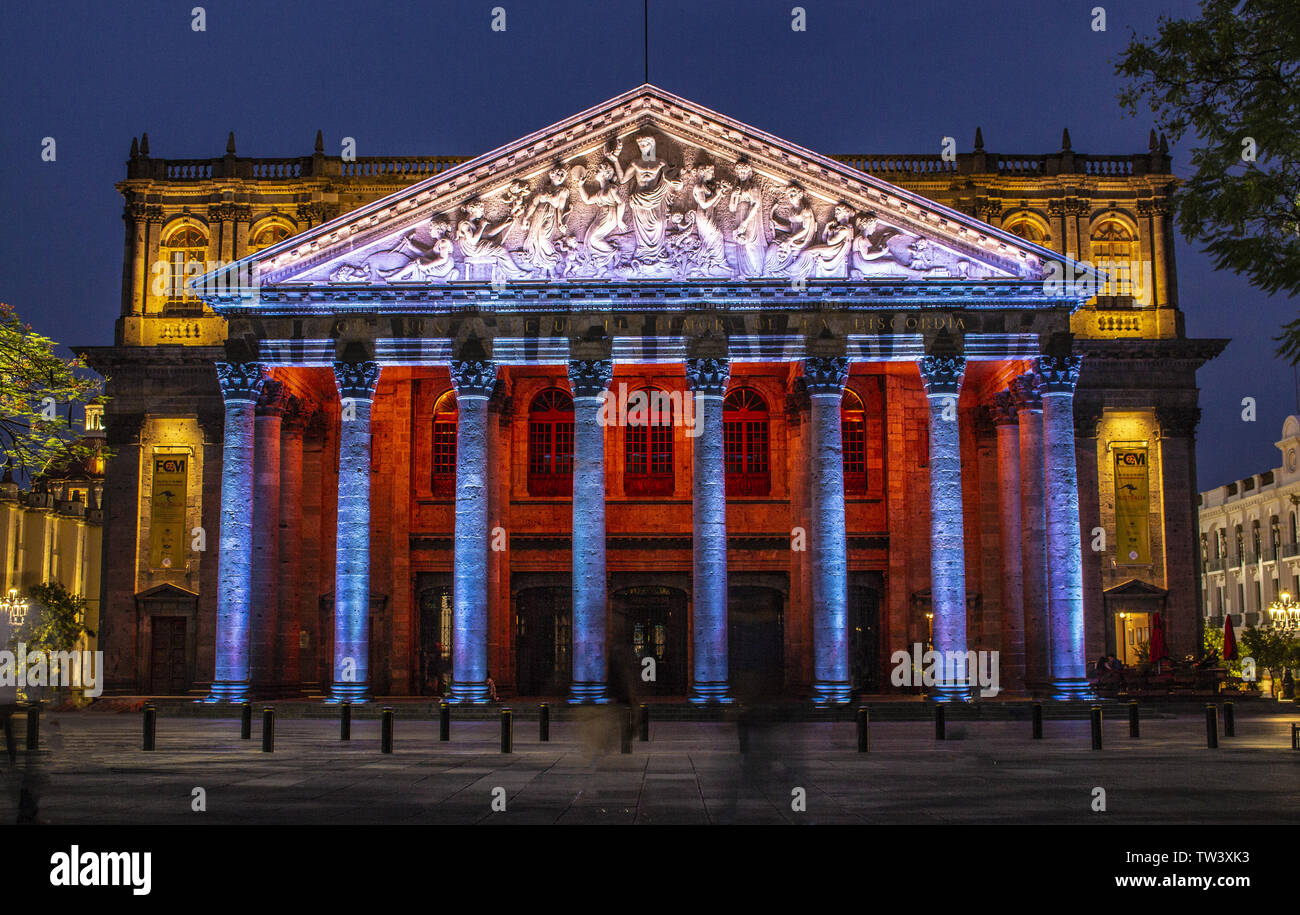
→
(1149, 612, 1170, 664)
(1222, 614, 1237, 662)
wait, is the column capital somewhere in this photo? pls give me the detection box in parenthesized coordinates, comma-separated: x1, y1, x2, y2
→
(919, 354, 966, 397)
(280, 394, 309, 432)
(990, 391, 1019, 426)
(333, 361, 381, 401)
(216, 361, 269, 403)
(450, 359, 497, 398)
(1033, 353, 1082, 394)
(255, 379, 286, 416)
(685, 356, 730, 396)
(1155, 403, 1202, 439)
(1009, 373, 1042, 412)
(802, 356, 850, 396)
(567, 358, 614, 398)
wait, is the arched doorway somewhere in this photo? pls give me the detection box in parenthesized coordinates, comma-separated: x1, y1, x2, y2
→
(612, 586, 687, 698)
(515, 586, 571, 695)
(728, 586, 785, 698)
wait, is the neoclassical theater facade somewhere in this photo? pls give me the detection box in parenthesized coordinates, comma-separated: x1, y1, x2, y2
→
(79, 86, 1224, 703)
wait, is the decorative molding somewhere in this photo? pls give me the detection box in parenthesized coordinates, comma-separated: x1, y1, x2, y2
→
(567, 358, 613, 398)
(684, 356, 730, 395)
(215, 361, 269, 403)
(1156, 404, 1202, 439)
(449, 359, 498, 398)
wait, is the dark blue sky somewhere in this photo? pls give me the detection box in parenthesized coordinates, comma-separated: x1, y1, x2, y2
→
(0, 0, 1290, 488)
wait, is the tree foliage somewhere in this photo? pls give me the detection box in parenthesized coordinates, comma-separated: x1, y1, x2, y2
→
(1115, 0, 1300, 317)
(0, 302, 106, 478)
(10, 581, 94, 653)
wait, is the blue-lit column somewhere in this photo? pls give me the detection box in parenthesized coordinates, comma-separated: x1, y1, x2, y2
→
(329, 360, 381, 703)
(448, 359, 496, 703)
(686, 357, 731, 704)
(920, 355, 969, 701)
(804, 356, 852, 706)
(1036, 353, 1090, 699)
(568, 358, 613, 704)
(207, 361, 268, 702)
(1011, 374, 1050, 691)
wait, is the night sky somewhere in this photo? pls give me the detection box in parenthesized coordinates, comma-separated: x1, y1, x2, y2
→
(0, 0, 1289, 489)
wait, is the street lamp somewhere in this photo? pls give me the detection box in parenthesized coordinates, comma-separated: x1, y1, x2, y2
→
(0, 588, 28, 628)
(1268, 590, 1300, 631)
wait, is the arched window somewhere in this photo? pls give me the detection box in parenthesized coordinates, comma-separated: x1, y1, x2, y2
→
(250, 222, 290, 252)
(528, 389, 574, 497)
(1004, 218, 1046, 244)
(431, 390, 457, 497)
(160, 225, 208, 306)
(1091, 219, 1139, 300)
(842, 388, 867, 495)
(723, 388, 770, 497)
(624, 386, 674, 497)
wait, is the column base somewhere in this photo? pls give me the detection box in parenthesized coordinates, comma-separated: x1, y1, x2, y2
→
(689, 682, 734, 705)
(811, 680, 853, 706)
(1049, 677, 1094, 701)
(929, 682, 973, 703)
(448, 681, 490, 704)
(325, 682, 370, 704)
(568, 681, 610, 704)
(204, 681, 251, 703)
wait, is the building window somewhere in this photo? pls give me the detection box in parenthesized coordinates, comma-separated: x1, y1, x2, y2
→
(1200, 533, 1209, 567)
(1216, 528, 1227, 560)
(1004, 218, 1046, 244)
(431, 390, 457, 498)
(624, 386, 674, 497)
(1292, 510, 1298, 546)
(1272, 515, 1282, 560)
(842, 388, 868, 495)
(1235, 525, 1244, 565)
(1252, 520, 1261, 561)
(250, 222, 291, 252)
(528, 388, 574, 497)
(1091, 219, 1139, 301)
(160, 225, 208, 309)
(723, 387, 770, 497)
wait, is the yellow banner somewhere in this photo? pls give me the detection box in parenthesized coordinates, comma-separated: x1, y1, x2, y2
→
(150, 454, 187, 570)
(1114, 447, 1150, 565)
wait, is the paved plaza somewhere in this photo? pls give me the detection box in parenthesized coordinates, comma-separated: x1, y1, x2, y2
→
(4, 708, 1299, 825)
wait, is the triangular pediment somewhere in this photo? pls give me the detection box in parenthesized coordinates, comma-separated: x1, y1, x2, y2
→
(205, 85, 1077, 296)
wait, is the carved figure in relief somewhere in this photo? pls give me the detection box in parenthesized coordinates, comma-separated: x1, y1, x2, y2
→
(672, 162, 732, 276)
(606, 136, 682, 267)
(572, 161, 628, 273)
(328, 233, 429, 284)
(519, 165, 574, 279)
(787, 204, 855, 280)
(412, 219, 459, 281)
(728, 158, 766, 277)
(849, 213, 909, 277)
(763, 183, 816, 275)
(456, 199, 527, 281)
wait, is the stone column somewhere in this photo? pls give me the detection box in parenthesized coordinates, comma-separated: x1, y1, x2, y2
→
(804, 356, 852, 706)
(568, 358, 613, 704)
(1011, 374, 1050, 691)
(1036, 354, 1088, 698)
(207, 362, 267, 702)
(449, 359, 496, 703)
(685, 357, 731, 704)
(329, 361, 381, 703)
(991, 392, 1026, 690)
(250, 381, 283, 693)
(1155, 404, 1205, 663)
(920, 355, 969, 701)
(277, 397, 306, 695)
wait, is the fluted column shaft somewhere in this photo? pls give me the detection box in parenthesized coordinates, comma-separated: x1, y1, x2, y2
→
(1037, 354, 1089, 698)
(805, 356, 851, 705)
(250, 382, 283, 692)
(992, 393, 1026, 690)
(920, 355, 968, 700)
(449, 360, 495, 703)
(208, 362, 268, 702)
(569, 359, 613, 703)
(686, 357, 731, 703)
(1012, 374, 1050, 690)
(329, 361, 381, 702)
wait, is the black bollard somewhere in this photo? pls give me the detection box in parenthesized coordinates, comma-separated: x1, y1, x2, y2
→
(1031, 702, 1042, 739)
(240, 701, 252, 740)
(1223, 701, 1235, 738)
(1205, 704, 1218, 749)
(639, 704, 650, 742)
(1292, 723, 1299, 750)
(539, 703, 550, 742)
(500, 708, 513, 753)
(1090, 706, 1103, 750)
(1128, 700, 1140, 739)
(857, 707, 870, 753)
(934, 703, 946, 740)
(142, 703, 156, 751)
(620, 708, 633, 753)
(25, 702, 39, 753)
(340, 701, 352, 741)
(261, 707, 274, 753)
(381, 707, 394, 754)
(439, 702, 450, 742)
